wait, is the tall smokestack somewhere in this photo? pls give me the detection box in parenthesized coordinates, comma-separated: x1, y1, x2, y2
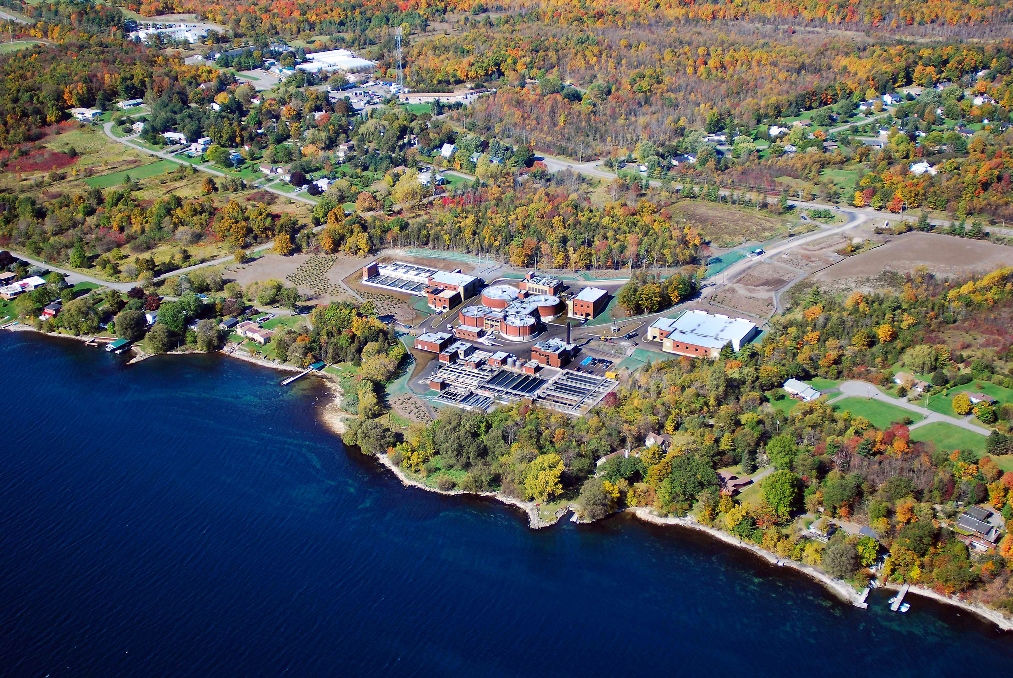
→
(566, 321, 571, 344)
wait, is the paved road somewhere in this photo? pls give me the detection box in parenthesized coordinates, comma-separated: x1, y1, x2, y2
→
(833, 380, 988, 435)
(5, 251, 134, 291)
(101, 123, 318, 207)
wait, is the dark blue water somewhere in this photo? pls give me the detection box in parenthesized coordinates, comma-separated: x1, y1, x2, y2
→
(2, 332, 1011, 677)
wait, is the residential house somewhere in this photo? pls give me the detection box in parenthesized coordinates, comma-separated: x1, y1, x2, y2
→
(70, 108, 102, 123)
(783, 378, 821, 402)
(718, 470, 752, 496)
(440, 143, 456, 159)
(40, 301, 62, 320)
(645, 432, 671, 449)
(968, 392, 997, 405)
(909, 161, 937, 176)
(894, 372, 929, 393)
(956, 506, 1001, 551)
(236, 320, 274, 345)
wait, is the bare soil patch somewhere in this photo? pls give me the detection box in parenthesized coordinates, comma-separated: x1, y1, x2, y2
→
(816, 232, 1013, 286)
(707, 288, 775, 319)
(734, 261, 797, 291)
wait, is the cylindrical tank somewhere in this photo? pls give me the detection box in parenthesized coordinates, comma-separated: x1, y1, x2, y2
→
(481, 284, 520, 310)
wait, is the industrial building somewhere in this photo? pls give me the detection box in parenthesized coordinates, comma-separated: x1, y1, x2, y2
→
(362, 261, 480, 311)
(518, 271, 563, 296)
(424, 344, 617, 416)
(568, 287, 609, 320)
(530, 339, 576, 368)
(457, 284, 561, 341)
(296, 49, 377, 74)
(414, 332, 453, 353)
(655, 310, 758, 358)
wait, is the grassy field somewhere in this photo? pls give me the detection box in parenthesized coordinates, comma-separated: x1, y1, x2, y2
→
(806, 378, 842, 392)
(833, 397, 924, 428)
(820, 167, 860, 189)
(769, 391, 799, 416)
(909, 422, 987, 455)
(0, 40, 43, 54)
(925, 381, 1013, 416)
(261, 315, 308, 332)
(85, 159, 178, 188)
(673, 201, 796, 248)
(404, 103, 432, 115)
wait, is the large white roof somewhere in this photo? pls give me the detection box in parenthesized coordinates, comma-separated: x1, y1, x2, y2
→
(430, 270, 477, 288)
(296, 49, 376, 73)
(665, 310, 756, 350)
(574, 287, 608, 303)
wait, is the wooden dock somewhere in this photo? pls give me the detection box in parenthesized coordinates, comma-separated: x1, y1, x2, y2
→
(890, 584, 909, 612)
(281, 368, 312, 386)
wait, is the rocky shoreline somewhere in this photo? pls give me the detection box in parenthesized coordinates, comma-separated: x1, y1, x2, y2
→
(7, 325, 1012, 630)
(628, 507, 868, 607)
(371, 449, 568, 529)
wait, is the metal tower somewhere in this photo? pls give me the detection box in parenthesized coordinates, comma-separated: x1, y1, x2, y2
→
(395, 27, 405, 92)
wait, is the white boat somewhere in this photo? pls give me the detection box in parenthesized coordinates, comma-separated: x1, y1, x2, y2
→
(899, 603, 911, 613)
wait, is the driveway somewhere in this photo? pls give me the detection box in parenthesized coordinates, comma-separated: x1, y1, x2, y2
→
(833, 380, 988, 435)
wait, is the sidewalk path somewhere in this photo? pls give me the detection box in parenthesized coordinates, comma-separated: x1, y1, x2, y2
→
(832, 380, 988, 435)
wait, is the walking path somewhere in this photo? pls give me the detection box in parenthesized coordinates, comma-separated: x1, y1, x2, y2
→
(831, 380, 988, 435)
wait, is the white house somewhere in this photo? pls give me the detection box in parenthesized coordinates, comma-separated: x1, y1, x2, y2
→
(909, 161, 937, 176)
(883, 93, 898, 105)
(118, 99, 143, 109)
(145, 311, 158, 326)
(783, 378, 821, 402)
(163, 132, 187, 144)
(768, 125, 788, 138)
(440, 143, 456, 159)
(69, 108, 102, 122)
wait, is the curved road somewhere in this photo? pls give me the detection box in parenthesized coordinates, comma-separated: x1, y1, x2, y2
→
(832, 380, 988, 435)
(101, 123, 318, 207)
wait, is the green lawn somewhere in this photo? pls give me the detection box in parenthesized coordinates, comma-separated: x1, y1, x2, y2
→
(85, 160, 178, 188)
(404, 103, 432, 115)
(910, 422, 987, 455)
(770, 391, 799, 416)
(261, 315, 308, 331)
(820, 168, 860, 189)
(925, 380, 1013, 416)
(833, 397, 924, 428)
(72, 281, 102, 294)
(0, 40, 43, 54)
(807, 378, 841, 392)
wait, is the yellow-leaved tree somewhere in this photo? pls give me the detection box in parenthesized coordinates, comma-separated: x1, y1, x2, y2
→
(523, 454, 564, 503)
(952, 392, 973, 416)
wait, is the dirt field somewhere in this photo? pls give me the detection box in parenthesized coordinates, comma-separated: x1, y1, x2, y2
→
(230, 252, 368, 304)
(673, 201, 796, 248)
(708, 261, 799, 319)
(816, 232, 1013, 285)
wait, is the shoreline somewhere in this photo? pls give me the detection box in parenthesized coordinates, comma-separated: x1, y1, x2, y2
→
(371, 449, 568, 529)
(7, 326, 1013, 630)
(882, 583, 1013, 631)
(628, 507, 868, 608)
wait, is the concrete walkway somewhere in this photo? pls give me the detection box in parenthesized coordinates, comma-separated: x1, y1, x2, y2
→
(832, 380, 988, 435)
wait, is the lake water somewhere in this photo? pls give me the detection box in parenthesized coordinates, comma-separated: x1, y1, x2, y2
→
(2, 332, 1011, 676)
